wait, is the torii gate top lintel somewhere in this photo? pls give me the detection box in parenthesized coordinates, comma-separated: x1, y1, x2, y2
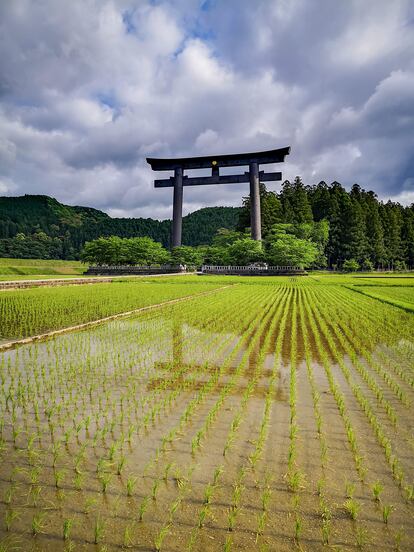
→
(147, 146, 291, 248)
(146, 146, 290, 171)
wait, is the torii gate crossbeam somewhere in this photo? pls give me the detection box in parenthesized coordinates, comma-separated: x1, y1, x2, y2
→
(147, 146, 290, 248)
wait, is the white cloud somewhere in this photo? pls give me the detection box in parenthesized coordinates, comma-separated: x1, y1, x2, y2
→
(0, 0, 413, 218)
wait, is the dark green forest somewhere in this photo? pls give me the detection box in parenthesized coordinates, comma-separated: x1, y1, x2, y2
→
(238, 179, 414, 269)
(1, 178, 413, 269)
(0, 195, 240, 260)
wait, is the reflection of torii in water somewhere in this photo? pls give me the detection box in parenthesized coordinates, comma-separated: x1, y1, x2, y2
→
(151, 318, 288, 402)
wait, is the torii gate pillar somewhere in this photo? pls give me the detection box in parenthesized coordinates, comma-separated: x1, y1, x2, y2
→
(249, 161, 261, 241)
(172, 167, 183, 248)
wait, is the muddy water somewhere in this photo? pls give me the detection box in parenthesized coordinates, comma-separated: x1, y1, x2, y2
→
(0, 287, 413, 551)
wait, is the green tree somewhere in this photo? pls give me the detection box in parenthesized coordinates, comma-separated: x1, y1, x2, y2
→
(361, 258, 374, 271)
(337, 195, 368, 263)
(365, 191, 385, 267)
(266, 233, 317, 268)
(265, 221, 328, 268)
(401, 208, 414, 269)
(198, 245, 230, 265)
(310, 220, 329, 267)
(342, 259, 360, 272)
(227, 238, 264, 265)
(280, 177, 313, 224)
(325, 182, 345, 267)
(123, 237, 170, 265)
(309, 181, 332, 221)
(80, 236, 170, 266)
(212, 228, 245, 247)
(381, 202, 403, 269)
(81, 237, 126, 265)
(171, 246, 204, 267)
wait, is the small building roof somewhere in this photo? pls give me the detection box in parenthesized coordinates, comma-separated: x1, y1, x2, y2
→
(147, 146, 290, 171)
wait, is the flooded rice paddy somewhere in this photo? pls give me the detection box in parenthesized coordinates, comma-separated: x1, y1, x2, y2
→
(0, 278, 414, 551)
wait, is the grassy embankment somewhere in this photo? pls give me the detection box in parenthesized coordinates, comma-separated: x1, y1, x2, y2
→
(0, 257, 85, 280)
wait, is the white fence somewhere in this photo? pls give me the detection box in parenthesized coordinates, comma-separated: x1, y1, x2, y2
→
(201, 265, 303, 273)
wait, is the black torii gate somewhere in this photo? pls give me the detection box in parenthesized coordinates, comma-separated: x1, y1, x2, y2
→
(147, 146, 290, 248)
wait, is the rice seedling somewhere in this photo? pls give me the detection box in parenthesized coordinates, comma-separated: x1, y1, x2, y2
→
(54, 469, 65, 488)
(152, 478, 160, 500)
(31, 512, 46, 536)
(372, 480, 383, 501)
(126, 475, 137, 497)
(203, 483, 215, 505)
(73, 472, 84, 491)
(123, 522, 135, 548)
(116, 454, 126, 475)
(154, 523, 171, 551)
(287, 470, 305, 493)
(382, 504, 394, 524)
(393, 528, 405, 551)
(345, 481, 356, 498)
(355, 526, 370, 549)
(63, 518, 73, 540)
(4, 510, 20, 532)
(138, 496, 149, 521)
(83, 497, 98, 515)
(255, 511, 266, 542)
(4, 485, 16, 505)
(169, 497, 182, 519)
(99, 473, 112, 493)
(321, 519, 331, 546)
(227, 507, 238, 532)
(344, 498, 360, 520)
(163, 462, 174, 481)
(291, 513, 302, 542)
(224, 535, 232, 551)
(198, 504, 209, 528)
(261, 486, 272, 511)
(94, 516, 105, 544)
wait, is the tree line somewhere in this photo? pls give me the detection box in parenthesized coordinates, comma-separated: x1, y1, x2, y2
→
(80, 223, 325, 269)
(0, 195, 239, 259)
(0, 181, 413, 269)
(238, 179, 414, 270)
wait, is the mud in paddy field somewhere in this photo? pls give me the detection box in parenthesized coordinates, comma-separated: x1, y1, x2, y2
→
(0, 281, 414, 551)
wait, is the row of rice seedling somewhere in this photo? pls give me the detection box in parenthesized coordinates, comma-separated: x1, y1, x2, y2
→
(325, 286, 414, 400)
(0, 278, 224, 339)
(297, 294, 334, 545)
(250, 288, 292, 548)
(309, 288, 405, 486)
(297, 287, 411, 549)
(149, 287, 290, 550)
(312, 286, 412, 496)
(303, 285, 413, 547)
(318, 284, 414, 432)
(353, 285, 414, 312)
(219, 290, 292, 550)
(301, 291, 367, 481)
(178, 289, 290, 550)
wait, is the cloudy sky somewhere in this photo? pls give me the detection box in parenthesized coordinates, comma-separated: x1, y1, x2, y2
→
(1, 0, 413, 219)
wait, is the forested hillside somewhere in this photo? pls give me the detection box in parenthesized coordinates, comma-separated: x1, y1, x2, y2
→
(0, 195, 240, 259)
(1, 179, 413, 269)
(238, 179, 414, 269)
